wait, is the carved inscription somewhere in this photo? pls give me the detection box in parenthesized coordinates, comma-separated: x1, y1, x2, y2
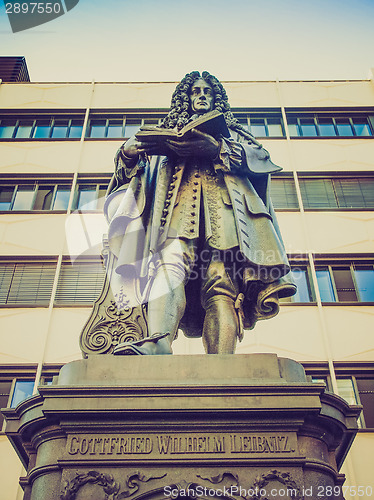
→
(230, 434, 293, 453)
(65, 433, 296, 460)
(68, 436, 153, 455)
(157, 435, 225, 454)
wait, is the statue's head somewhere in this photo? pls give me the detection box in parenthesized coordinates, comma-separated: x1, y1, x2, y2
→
(161, 71, 231, 130)
(161, 71, 258, 144)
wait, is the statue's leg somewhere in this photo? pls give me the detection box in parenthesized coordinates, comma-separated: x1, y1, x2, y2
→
(202, 296, 238, 354)
(147, 238, 196, 346)
(201, 252, 240, 354)
(114, 238, 196, 356)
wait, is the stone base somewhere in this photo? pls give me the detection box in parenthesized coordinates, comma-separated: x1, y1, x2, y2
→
(3, 354, 360, 500)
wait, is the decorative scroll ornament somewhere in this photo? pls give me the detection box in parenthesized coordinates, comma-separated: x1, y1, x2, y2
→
(196, 472, 239, 486)
(80, 299, 147, 355)
(117, 471, 167, 499)
(60, 471, 120, 500)
(249, 470, 301, 500)
(79, 239, 148, 357)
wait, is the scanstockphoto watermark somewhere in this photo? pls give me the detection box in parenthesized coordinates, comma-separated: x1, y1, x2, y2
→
(163, 485, 301, 498)
(163, 485, 374, 498)
(3, 0, 79, 32)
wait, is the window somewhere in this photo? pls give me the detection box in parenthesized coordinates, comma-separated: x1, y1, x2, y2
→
(280, 259, 374, 304)
(0, 381, 12, 428)
(0, 181, 72, 211)
(299, 176, 374, 209)
(270, 176, 299, 209)
(304, 364, 374, 429)
(337, 376, 374, 428)
(0, 116, 84, 140)
(0, 261, 56, 306)
(86, 115, 163, 139)
(280, 265, 314, 303)
(72, 180, 110, 211)
(299, 118, 318, 137)
(0, 257, 107, 308)
(287, 113, 373, 138)
(234, 113, 285, 138)
(10, 380, 34, 407)
(315, 262, 374, 303)
(0, 367, 61, 429)
(356, 378, 374, 428)
(54, 259, 106, 305)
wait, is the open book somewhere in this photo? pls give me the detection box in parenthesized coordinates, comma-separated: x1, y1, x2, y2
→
(135, 110, 231, 142)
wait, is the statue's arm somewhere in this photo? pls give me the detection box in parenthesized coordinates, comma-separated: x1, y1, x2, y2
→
(112, 136, 148, 189)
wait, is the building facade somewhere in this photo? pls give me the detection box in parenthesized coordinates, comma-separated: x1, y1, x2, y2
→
(0, 71, 373, 499)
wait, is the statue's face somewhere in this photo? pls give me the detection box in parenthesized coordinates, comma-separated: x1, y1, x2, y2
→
(189, 78, 214, 115)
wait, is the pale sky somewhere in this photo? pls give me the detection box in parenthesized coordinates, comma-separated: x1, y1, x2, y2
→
(0, 0, 374, 82)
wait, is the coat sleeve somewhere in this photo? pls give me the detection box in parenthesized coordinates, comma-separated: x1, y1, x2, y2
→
(107, 142, 147, 196)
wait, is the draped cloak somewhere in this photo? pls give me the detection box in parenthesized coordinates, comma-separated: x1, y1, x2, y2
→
(104, 135, 296, 338)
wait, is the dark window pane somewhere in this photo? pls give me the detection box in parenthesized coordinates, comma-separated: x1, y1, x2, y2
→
(354, 267, 374, 302)
(317, 117, 336, 136)
(11, 380, 34, 407)
(33, 186, 54, 210)
(15, 120, 33, 138)
(316, 269, 336, 302)
(89, 120, 106, 138)
(236, 117, 249, 130)
(250, 119, 266, 137)
(359, 178, 374, 208)
(107, 119, 124, 138)
(0, 264, 14, 304)
(270, 178, 299, 209)
(0, 381, 12, 427)
(12, 186, 35, 210)
(281, 268, 312, 303)
(334, 179, 360, 208)
(143, 118, 160, 126)
(336, 118, 354, 136)
(69, 120, 83, 138)
(33, 120, 51, 138)
(51, 120, 69, 138)
(0, 187, 14, 210)
(0, 119, 17, 138)
(124, 119, 141, 138)
(337, 379, 358, 406)
(287, 118, 299, 137)
(53, 188, 71, 210)
(333, 267, 357, 302)
(267, 118, 284, 137)
(299, 178, 338, 209)
(356, 378, 374, 428)
(76, 186, 98, 210)
(333, 178, 374, 208)
(352, 118, 372, 136)
(300, 118, 317, 137)
(96, 185, 108, 211)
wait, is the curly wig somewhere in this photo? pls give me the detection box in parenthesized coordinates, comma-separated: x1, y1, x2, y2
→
(160, 71, 258, 143)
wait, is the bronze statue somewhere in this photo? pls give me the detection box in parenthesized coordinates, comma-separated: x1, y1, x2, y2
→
(104, 71, 296, 355)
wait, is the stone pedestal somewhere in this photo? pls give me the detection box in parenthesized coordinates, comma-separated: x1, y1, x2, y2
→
(3, 354, 360, 500)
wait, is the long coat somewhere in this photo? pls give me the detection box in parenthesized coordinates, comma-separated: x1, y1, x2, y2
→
(104, 136, 296, 336)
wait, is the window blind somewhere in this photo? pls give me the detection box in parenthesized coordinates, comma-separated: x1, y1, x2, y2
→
(270, 178, 299, 209)
(0, 262, 56, 305)
(54, 260, 105, 305)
